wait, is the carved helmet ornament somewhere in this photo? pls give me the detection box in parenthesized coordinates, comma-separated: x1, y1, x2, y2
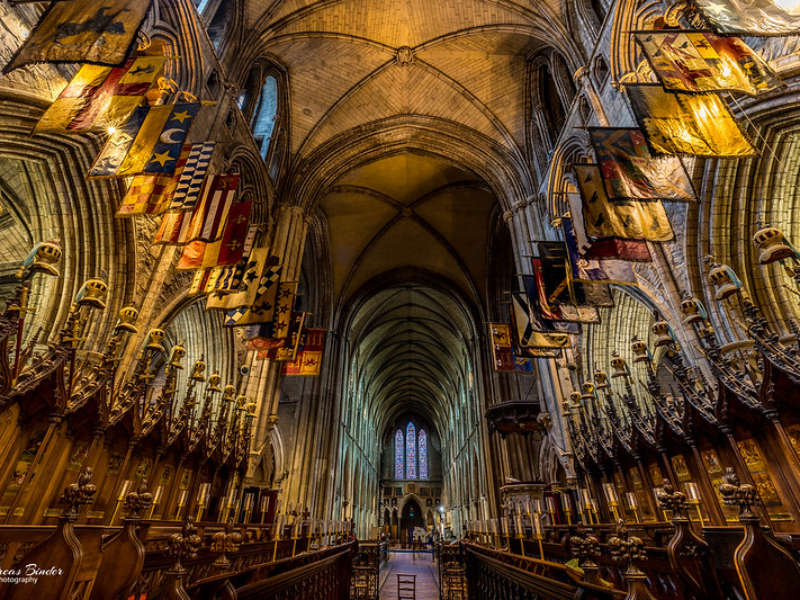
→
(753, 226, 796, 265)
(169, 341, 187, 368)
(113, 305, 140, 335)
(17, 240, 63, 278)
(145, 328, 166, 353)
(593, 369, 609, 391)
(679, 296, 706, 326)
(631, 339, 650, 363)
(705, 256, 742, 301)
(190, 355, 207, 382)
(207, 370, 223, 393)
(610, 354, 629, 378)
(76, 277, 109, 310)
(651, 320, 675, 348)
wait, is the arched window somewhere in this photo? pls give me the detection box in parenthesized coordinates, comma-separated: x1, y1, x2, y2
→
(395, 429, 404, 479)
(539, 63, 566, 141)
(252, 75, 278, 160)
(193, 0, 211, 14)
(406, 422, 417, 479)
(590, 0, 606, 23)
(238, 66, 263, 116)
(419, 429, 428, 479)
(206, 0, 231, 50)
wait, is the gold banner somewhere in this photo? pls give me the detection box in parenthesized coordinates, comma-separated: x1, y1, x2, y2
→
(626, 84, 755, 157)
(574, 164, 674, 242)
(4, 0, 152, 73)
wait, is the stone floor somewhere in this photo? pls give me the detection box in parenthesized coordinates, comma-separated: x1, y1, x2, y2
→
(379, 550, 440, 599)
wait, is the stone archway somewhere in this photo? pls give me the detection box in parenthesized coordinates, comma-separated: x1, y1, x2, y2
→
(399, 498, 424, 547)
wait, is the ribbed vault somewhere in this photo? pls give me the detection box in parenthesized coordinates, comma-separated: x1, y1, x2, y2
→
(232, 0, 582, 165)
(348, 284, 474, 441)
(318, 152, 496, 310)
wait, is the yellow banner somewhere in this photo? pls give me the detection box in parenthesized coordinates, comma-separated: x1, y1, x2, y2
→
(574, 164, 674, 242)
(626, 84, 755, 157)
(35, 57, 166, 133)
(4, 0, 152, 73)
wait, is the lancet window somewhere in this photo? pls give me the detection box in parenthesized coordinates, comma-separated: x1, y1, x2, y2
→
(394, 422, 428, 480)
(395, 429, 404, 479)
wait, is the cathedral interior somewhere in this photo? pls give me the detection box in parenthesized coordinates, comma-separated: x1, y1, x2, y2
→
(2, 0, 800, 599)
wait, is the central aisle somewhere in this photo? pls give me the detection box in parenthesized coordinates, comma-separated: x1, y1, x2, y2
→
(379, 550, 440, 599)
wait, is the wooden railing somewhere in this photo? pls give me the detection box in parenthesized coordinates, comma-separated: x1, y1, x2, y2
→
(463, 542, 583, 600)
(0, 507, 356, 600)
(463, 489, 800, 600)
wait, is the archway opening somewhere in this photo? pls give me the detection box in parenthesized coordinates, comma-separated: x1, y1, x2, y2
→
(400, 498, 424, 547)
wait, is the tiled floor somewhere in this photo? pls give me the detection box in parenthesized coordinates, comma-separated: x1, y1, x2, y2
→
(379, 550, 440, 599)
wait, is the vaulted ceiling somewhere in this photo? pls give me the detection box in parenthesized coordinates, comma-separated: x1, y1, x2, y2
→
(348, 285, 474, 438)
(231, 0, 573, 446)
(244, 0, 572, 157)
(238, 0, 578, 161)
(318, 153, 495, 308)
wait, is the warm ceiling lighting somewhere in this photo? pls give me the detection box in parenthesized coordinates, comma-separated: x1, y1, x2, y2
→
(774, 0, 800, 13)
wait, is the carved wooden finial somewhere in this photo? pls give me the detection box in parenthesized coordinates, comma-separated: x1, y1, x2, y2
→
(570, 524, 600, 561)
(569, 523, 601, 582)
(211, 517, 243, 569)
(608, 519, 647, 573)
(60, 467, 97, 519)
(657, 479, 690, 520)
(719, 467, 759, 522)
(124, 480, 153, 520)
(168, 516, 202, 573)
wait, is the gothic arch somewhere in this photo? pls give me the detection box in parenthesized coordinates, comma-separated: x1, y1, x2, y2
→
(290, 116, 535, 215)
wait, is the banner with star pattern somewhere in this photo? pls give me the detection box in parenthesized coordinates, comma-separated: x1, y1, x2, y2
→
(87, 103, 200, 178)
(250, 311, 307, 362)
(116, 145, 192, 217)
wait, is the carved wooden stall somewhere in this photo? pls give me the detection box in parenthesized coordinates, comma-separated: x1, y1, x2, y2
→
(0, 253, 357, 598)
(472, 251, 800, 597)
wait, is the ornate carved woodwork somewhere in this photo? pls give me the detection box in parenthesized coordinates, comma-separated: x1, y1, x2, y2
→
(719, 468, 800, 600)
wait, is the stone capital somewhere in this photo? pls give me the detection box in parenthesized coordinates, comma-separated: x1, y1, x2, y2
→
(573, 66, 590, 85)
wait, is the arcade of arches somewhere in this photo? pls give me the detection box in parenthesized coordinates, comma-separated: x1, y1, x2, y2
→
(2, 1, 800, 599)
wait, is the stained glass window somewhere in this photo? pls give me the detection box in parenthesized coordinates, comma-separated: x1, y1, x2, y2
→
(419, 429, 428, 478)
(406, 423, 416, 479)
(252, 75, 278, 159)
(395, 429, 404, 479)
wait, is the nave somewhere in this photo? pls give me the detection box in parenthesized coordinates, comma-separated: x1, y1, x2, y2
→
(377, 551, 440, 600)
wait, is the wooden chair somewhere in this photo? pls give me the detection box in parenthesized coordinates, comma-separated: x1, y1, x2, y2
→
(351, 565, 372, 599)
(397, 573, 416, 599)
